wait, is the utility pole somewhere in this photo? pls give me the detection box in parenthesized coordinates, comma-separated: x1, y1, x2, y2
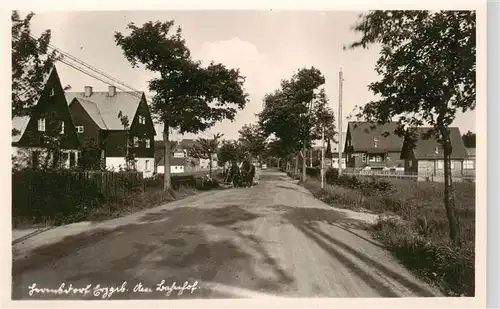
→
(338, 66, 344, 176)
(321, 126, 325, 189)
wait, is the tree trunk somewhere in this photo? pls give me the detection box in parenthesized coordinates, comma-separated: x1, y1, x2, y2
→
(209, 155, 213, 178)
(163, 125, 172, 192)
(440, 126, 462, 247)
(302, 141, 307, 182)
(295, 154, 299, 175)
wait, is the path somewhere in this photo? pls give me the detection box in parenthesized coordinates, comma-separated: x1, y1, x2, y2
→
(12, 170, 441, 299)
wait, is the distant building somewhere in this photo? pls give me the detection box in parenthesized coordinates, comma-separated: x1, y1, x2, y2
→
(400, 127, 468, 181)
(344, 121, 405, 171)
(156, 156, 186, 174)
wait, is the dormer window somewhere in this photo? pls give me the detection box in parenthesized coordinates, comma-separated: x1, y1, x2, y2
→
(373, 138, 379, 148)
(435, 146, 439, 154)
(37, 118, 46, 132)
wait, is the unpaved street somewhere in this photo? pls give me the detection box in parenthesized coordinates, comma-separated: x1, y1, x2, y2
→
(12, 170, 442, 299)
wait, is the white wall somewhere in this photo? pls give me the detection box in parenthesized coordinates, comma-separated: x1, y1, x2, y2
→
(106, 157, 127, 171)
(135, 157, 155, 178)
(331, 158, 347, 169)
(157, 165, 184, 174)
(106, 157, 155, 178)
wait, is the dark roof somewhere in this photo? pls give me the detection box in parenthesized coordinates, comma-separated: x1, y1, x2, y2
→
(157, 157, 186, 166)
(404, 127, 468, 160)
(179, 139, 199, 149)
(66, 90, 144, 130)
(12, 66, 56, 143)
(346, 121, 404, 152)
(466, 147, 476, 158)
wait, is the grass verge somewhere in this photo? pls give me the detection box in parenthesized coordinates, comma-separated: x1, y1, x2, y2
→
(295, 172, 475, 297)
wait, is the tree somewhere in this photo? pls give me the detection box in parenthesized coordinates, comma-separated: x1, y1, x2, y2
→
(12, 11, 62, 119)
(12, 11, 72, 169)
(114, 20, 248, 192)
(237, 124, 267, 162)
(79, 137, 102, 170)
(462, 130, 476, 148)
(117, 110, 136, 170)
(258, 67, 327, 180)
(217, 140, 240, 167)
(346, 10, 476, 247)
(190, 133, 223, 178)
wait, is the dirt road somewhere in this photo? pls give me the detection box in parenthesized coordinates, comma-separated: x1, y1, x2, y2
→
(12, 170, 441, 299)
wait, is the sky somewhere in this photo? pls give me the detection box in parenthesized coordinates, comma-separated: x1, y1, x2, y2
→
(27, 10, 476, 142)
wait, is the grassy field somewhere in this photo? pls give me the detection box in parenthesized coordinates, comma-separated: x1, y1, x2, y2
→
(300, 174, 476, 297)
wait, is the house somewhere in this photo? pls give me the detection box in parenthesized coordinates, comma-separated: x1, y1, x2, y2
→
(178, 138, 218, 170)
(156, 157, 186, 174)
(464, 147, 476, 176)
(400, 127, 468, 181)
(344, 121, 405, 171)
(12, 65, 80, 169)
(66, 86, 156, 177)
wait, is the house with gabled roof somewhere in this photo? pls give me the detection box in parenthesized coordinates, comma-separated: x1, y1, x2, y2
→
(66, 85, 156, 177)
(400, 127, 468, 181)
(344, 121, 405, 171)
(12, 65, 80, 169)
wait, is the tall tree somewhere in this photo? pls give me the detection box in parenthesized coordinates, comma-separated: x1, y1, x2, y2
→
(114, 20, 248, 192)
(11, 11, 62, 119)
(190, 133, 223, 178)
(237, 124, 267, 162)
(217, 140, 239, 167)
(258, 67, 326, 180)
(462, 130, 476, 148)
(346, 10, 476, 247)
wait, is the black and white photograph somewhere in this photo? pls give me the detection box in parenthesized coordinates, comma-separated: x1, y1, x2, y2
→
(7, 3, 486, 307)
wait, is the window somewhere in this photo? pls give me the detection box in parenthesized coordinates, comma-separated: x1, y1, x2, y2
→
(375, 155, 382, 162)
(37, 118, 46, 132)
(50, 88, 55, 97)
(437, 160, 444, 169)
(76, 126, 84, 133)
(146, 139, 151, 148)
(145, 160, 150, 171)
(369, 154, 376, 162)
(138, 115, 145, 124)
(435, 146, 439, 154)
(408, 160, 413, 168)
(373, 138, 379, 148)
(60, 121, 65, 134)
(361, 153, 367, 162)
(133, 136, 139, 147)
(464, 160, 474, 169)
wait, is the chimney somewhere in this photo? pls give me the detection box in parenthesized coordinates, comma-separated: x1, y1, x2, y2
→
(108, 85, 116, 97)
(84, 86, 93, 97)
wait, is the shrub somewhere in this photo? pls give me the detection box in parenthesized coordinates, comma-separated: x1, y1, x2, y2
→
(325, 167, 339, 183)
(373, 217, 475, 296)
(305, 167, 320, 178)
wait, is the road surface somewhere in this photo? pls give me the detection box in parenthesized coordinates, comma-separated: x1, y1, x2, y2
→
(12, 170, 441, 299)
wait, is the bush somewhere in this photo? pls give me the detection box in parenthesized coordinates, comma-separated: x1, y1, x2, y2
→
(373, 218, 475, 296)
(305, 167, 320, 178)
(12, 170, 106, 225)
(325, 167, 339, 183)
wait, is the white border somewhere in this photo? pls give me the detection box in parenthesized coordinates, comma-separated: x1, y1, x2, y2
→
(1, 1, 488, 309)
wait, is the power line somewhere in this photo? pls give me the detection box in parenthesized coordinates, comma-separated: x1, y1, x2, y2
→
(58, 57, 142, 99)
(28, 34, 142, 94)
